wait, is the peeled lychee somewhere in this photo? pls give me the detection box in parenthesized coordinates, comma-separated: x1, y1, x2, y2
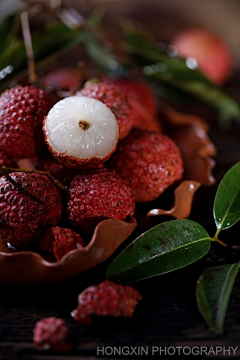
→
(0, 171, 62, 248)
(76, 82, 134, 139)
(66, 167, 135, 233)
(43, 96, 119, 169)
(0, 86, 53, 159)
(171, 28, 233, 84)
(108, 130, 184, 203)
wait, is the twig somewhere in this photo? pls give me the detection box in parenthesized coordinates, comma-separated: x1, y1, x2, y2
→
(20, 10, 36, 84)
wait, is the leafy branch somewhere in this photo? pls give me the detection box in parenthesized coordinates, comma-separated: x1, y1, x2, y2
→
(106, 162, 240, 334)
(0, 5, 239, 123)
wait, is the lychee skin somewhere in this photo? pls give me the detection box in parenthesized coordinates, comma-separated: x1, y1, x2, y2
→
(171, 28, 233, 84)
(0, 150, 16, 167)
(103, 78, 161, 133)
(40, 226, 84, 261)
(108, 130, 184, 203)
(0, 172, 62, 248)
(42, 67, 82, 92)
(0, 86, 53, 159)
(66, 167, 135, 232)
(104, 78, 158, 117)
(36, 151, 80, 186)
(76, 82, 134, 139)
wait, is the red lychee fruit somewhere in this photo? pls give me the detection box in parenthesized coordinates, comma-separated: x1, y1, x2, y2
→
(36, 151, 80, 186)
(0, 172, 62, 248)
(108, 129, 184, 203)
(43, 96, 119, 169)
(104, 77, 158, 116)
(40, 226, 84, 261)
(42, 67, 82, 92)
(71, 279, 143, 325)
(0, 150, 16, 167)
(33, 317, 71, 352)
(103, 77, 161, 133)
(170, 28, 233, 84)
(0, 86, 53, 159)
(76, 82, 134, 139)
(66, 167, 135, 233)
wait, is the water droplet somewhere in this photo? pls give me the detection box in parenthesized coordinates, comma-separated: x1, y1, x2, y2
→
(0, 65, 14, 80)
(186, 57, 199, 70)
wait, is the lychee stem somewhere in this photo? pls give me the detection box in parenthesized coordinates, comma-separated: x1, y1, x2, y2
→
(0, 166, 65, 191)
(0, 165, 66, 208)
(83, 78, 100, 89)
(0, 166, 43, 205)
(20, 10, 37, 85)
(79, 120, 91, 131)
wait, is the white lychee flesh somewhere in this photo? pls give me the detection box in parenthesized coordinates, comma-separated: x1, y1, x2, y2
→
(43, 96, 119, 168)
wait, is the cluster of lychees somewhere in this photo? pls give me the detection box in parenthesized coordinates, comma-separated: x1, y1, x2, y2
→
(0, 73, 183, 257)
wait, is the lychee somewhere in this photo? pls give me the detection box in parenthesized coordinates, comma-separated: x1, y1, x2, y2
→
(103, 77, 161, 133)
(40, 226, 84, 260)
(0, 86, 53, 159)
(0, 150, 16, 168)
(42, 67, 82, 92)
(33, 317, 71, 352)
(170, 28, 233, 84)
(0, 171, 62, 248)
(104, 77, 158, 116)
(71, 280, 142, 325)
(108, 129, 184, 203)
(76, 82, 134, 139)
(43, 96, 119, 169)
(36, 151, 80, 185)
(66, 167, 135, 233)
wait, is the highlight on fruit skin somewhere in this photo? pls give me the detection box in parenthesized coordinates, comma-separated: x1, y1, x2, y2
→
(43, 96, 119, 169)
(170, 27, 233, 84)
(108, 129, 184, 203)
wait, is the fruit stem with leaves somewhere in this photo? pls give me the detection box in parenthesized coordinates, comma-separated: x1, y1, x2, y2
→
(106, 161, 240, 335)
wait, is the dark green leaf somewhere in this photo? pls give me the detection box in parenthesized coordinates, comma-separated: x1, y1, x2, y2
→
(82, 30, 125, 75)
(106, 219, 211, 283)
(0, 15, 15, 53)
(0, 22, 84, 90)
(126, 45, 240, 122)
(196, 263, 239, 334)
(214, 162, 240, 232)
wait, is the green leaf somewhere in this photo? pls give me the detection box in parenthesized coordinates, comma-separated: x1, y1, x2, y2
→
(106, 219, 211, 284)
(0, 22, 84, 90)
(196, 263, 239, 334)
(126, 45, 240, 122)
(81, 30, 125, 75)
(214, 162, 240, 232)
